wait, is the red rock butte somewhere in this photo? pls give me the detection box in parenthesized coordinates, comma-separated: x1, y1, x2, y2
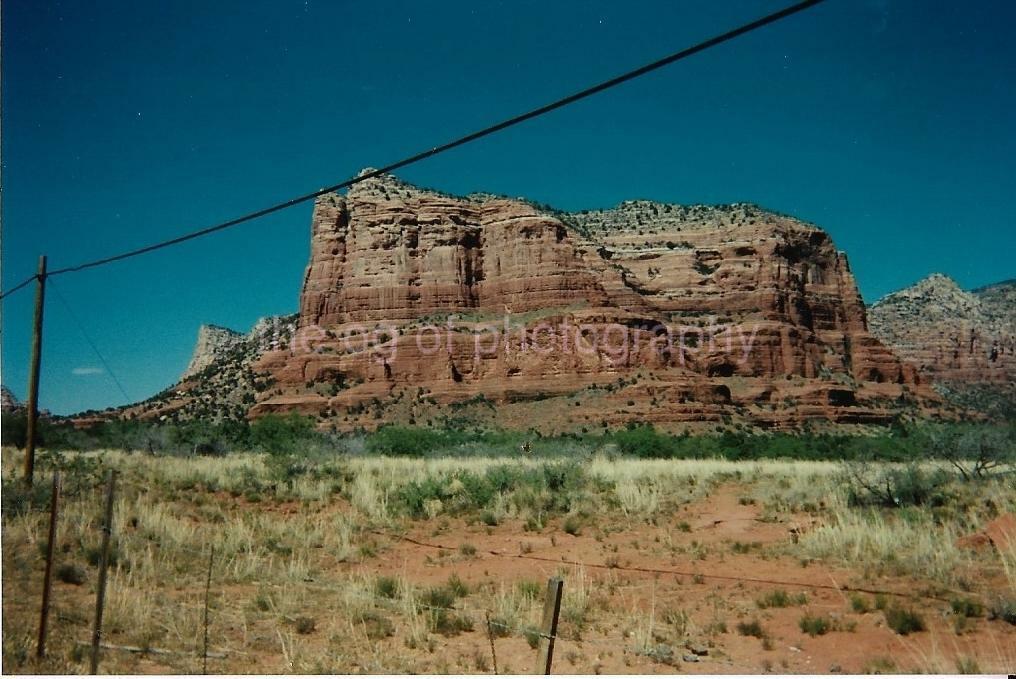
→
(247, 170, 938, 432)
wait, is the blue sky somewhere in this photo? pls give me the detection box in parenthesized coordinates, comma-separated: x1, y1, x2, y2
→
(2, 0, 1014, 415)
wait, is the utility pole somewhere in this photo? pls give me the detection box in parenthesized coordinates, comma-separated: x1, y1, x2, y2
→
(24, 254, 47, 486)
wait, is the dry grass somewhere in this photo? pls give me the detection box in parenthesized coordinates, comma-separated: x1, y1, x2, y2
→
(802, 507, 972, 584)
(3, 446, 1014, 674)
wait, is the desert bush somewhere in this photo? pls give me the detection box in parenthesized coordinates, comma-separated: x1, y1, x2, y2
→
(421, 585, 456, 610)
(849, 593, 871, 613)
(56, 563, 87, 585)
(612, 425, 680, 458)
(356, 611, 393, 640)
(394, 462, 587, 519)
(563, 515, 582, 536)
(1, 477, 55, 516)
(367, 426, 452, 456)
(429, 608, 473, 636)
(250, 413, 318, 456)
(930, 423, 1016, 480)
(950, 597, 984, 618)
(843, 462, 952, 508)
(374, 575, 399, 599)
(522, 625, 542, 648)
(988, 596, 1016, 625)
(736, 619, 766, 638)
(487, 615, 513, 638)
(798, 613, 830, 636)
(294, 616, 316, 634)
(446, 574, 469, 597)
(757, 589, 807, 608)
(884, 605, 925, 635)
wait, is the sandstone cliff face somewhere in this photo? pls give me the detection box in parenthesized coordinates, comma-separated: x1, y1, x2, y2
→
(869, 275, 1015, 417)
(250, 172, 934, 432)
(181, 325, 244, 380)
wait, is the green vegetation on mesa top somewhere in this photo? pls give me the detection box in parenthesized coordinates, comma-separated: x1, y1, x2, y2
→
(3, 411, 1013, 465)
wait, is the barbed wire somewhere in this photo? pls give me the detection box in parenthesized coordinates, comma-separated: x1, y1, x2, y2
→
(368, 528, 965, 603)
(0, 0, 824, 296)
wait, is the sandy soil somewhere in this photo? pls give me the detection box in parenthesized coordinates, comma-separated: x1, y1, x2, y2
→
(4, 482, 1013, 674)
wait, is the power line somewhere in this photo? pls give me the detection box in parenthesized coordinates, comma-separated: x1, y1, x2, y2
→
(29, 0, 823, 281)
(0, 274, 38, 301)
(48, 278, 133, 405)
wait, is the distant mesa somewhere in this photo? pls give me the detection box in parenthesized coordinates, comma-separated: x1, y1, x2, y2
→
(96, 170, 976, 432)
(87, 171, 1013, 430)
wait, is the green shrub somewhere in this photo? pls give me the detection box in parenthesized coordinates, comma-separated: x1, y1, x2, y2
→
(250, 413, 318, 456)
(356, 611, 394, 639)
(757, 589, 807, 609)
(395, 462, 585, 519)
(56, 563, 87, 585)
(988, 596, 1016, 625)
(849, 593, 871, 613)
(563, 515, 582, 536)
(798, 613, 830, 636)
(611, 425, 679, 458)
(487, 616, 512, 638)
(446, 574, 469, 598)
(367, 426, 455, 456)
(421, 586, 456, 610)
(736, 619, 766, 638)
(523, 625, 543, 648)
(1, 479, 54, 517)
(374, 576, 399, 599)
(950, 597, 984, 618)
(884, 606, 925, 635)
(516, 580, 542, 599)
(429, 609, 473, 636)
(844, 464, 952, 508)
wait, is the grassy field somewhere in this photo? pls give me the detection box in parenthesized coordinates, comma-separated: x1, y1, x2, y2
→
(3, 445, 1015, 674)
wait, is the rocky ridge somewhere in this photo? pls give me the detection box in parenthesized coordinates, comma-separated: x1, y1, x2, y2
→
(116, 315, 296, 423)
(181, 325, 245, 380)
(869, 275, 1015, 418)
(1, 386, 23, 414)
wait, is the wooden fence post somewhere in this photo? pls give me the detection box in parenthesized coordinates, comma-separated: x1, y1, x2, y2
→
(90, 470, 116, 674)
(202, 546, 214, 674)
(534, 576, 563, 675)
(485, 611, 499, 675)
(37, 471, 61, 658)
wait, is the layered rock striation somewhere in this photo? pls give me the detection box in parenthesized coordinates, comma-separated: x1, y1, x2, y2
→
(249, 171, 934, 431)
